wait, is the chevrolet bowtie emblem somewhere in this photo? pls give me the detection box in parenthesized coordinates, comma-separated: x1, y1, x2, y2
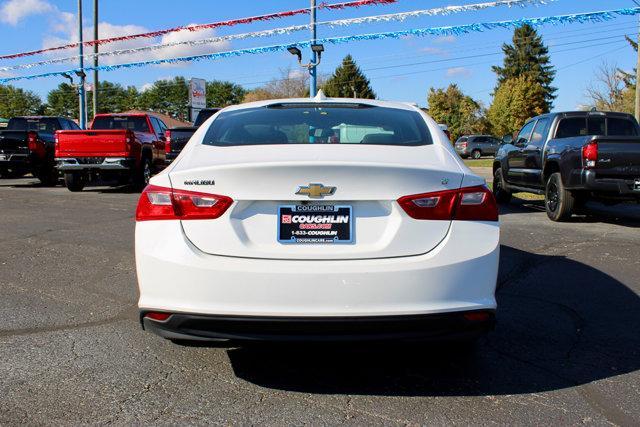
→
(295, 183, 336, 199)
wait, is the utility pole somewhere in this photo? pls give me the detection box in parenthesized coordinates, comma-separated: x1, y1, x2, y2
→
(634, 1, 640, 121)
(92, 0, 98, 118)
(309, 0, 317, 97)
(77, 0, 87, 129)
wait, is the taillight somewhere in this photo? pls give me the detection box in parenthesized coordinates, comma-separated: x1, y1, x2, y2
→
(582, 141, 598, 168)
(398, 186, 498, 221)
(136, 185, 233, 221)
(164, 130, 171, 154)
(27, 131, 38, 151)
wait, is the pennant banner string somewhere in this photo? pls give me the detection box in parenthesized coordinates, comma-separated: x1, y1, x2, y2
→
(0, 0, 396, 61)
(0, 0, 555, 72)
(1, 6, 638, 84)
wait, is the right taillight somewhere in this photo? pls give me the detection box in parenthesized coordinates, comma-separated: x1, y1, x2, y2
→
(398, 186, 498, 221)
(582, 141, 598, 168)
(164, 130, 171, 154)
(136, 185, 233, 221)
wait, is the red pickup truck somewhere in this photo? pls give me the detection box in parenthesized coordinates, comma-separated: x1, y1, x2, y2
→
(55, 113, 168, 191)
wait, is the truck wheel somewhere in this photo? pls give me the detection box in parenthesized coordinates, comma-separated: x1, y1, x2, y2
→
(471, 150, 482, 159)
(545, 172, 574, 222)
(64, 172, 86, 192)
(493, 168, 512, 204)
(133, 157, 152, 191)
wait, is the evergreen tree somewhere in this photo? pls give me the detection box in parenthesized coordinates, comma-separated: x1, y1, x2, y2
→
(322, 55, 375, 99)
(492, 24, 556, 110)
(487, 76, 547, 136)
(427, 84, 488, 142)
(0, 85, 43, 118)
(45, 83, 78, 118)
(46, 81, 140, 119)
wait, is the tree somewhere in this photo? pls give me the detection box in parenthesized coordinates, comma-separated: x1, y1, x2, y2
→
(323, 55, 375, 99)
(585, 62, 634, 114)
(137, 77, 189, 121)
(206, 80, 245, 107)
(243, 88, 276, 103)
(0, 85, 43, 118)
(487, 76, 547, 136)
(45, 83, 78, 118)
(427, 84, 488, 141)
(492, 24, 556, 110)
(241, 67, 323, 102)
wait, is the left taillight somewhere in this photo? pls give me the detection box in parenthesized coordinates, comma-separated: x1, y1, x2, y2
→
(398, 186, 498, 221)
(27, 131, 38, 151)
(135, 185, 233, 221)
(582, 141, 598, 169)
(164, 130, 171, 154)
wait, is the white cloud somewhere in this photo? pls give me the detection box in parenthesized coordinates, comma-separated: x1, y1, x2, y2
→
(446, 67, 472, 78)
(435, 35, 457, 44)
(419, 46, 448, 56)
(0, 0, 53, 25)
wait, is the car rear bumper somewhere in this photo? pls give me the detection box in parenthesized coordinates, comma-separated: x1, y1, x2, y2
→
(136, 220, 499, 321)
(568, 169, 640, 197)
(55, 157, 134, 172)
(0, 153, 30, 167)
(140, 310, 496, 343)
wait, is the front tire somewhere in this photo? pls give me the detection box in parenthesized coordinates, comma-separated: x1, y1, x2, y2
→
(545, 172, 574, 222)
(493, 168, 512, 204)
(471, 150, 482, 159)
(64, 172, 86, 192)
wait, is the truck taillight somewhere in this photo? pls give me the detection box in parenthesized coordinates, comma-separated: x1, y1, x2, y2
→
(582, 141, 598, 168)
(164, 130, 171, 154)
(136, 185, 233, 221)
(398, 186, 498, 221)
(27, 131, 38, 151)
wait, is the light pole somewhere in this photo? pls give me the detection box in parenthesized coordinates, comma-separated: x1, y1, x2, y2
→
(310, 0, 317, 97)
(77, 0, 87, 129)
(92, 0, 98, 118)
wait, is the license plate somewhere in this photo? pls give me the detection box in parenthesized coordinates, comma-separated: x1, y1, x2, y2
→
(278, 205, 353, 244)
(635, 179, 640, 191)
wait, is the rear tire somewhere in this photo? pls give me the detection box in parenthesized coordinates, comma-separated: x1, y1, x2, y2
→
(545, 172, 574, 222)
(471, 150, 482, 159)
(133, 157, 152, 191)
(493, 168, 512, 204)
(64, 172, 86, 192)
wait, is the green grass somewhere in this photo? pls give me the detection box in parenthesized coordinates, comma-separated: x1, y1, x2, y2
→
(463, 158, 494, 168)
(486, 182, 544, 201)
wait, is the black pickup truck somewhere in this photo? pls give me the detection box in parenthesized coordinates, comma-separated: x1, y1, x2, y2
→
(0, 116, 80, 184)
(493, 111, 640, 221)
(164, 108, 220, 164)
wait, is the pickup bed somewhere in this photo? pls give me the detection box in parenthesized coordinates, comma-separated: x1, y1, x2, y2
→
(0, 116, 79, 185)
(493, 111, 640, 221)
(164, 108, 220, 163)
(55, 114, 168, 191)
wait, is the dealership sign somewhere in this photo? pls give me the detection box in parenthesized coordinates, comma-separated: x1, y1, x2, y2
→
(189, 78, 206, 109)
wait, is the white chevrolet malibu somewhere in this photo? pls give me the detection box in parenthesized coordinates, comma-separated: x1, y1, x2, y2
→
(135, 94, 499, 344)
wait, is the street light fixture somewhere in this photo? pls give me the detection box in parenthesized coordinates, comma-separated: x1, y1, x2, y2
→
(61, 72, 74, 85)
(74, 70, 87, 79)
(287, 44, 324, 69)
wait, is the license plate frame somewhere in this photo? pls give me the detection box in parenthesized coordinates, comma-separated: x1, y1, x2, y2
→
(277, 205, 353, 244)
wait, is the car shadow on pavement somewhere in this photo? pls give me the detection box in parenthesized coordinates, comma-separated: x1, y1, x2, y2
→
(227, 245, 640, 398)
(500, 199, 640, 228)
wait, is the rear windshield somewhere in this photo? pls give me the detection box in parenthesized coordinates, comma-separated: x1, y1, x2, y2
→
(92, 116, 150, 132)
(202, 104, 432, 146)
(555, 116, 638, 138)
(7, 118, 60, 132)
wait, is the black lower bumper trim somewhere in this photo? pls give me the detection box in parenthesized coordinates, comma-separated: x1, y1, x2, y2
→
(140, 310, 496, 343)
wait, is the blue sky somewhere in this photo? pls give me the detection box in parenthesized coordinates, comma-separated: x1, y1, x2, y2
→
(0, 0, 637, 111)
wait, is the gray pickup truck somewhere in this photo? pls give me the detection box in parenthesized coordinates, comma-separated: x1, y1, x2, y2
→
(455, 135, 501, 159)
(493, 111, 640, 221)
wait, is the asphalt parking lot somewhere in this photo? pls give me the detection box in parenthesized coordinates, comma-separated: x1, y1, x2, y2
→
(1, 177, 639, 425)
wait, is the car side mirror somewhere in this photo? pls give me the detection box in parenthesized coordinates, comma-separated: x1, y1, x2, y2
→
(501, 134, 513, 145)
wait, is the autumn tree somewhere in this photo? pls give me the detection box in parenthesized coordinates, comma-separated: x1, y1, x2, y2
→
(323, 55, 375, 99)
(487, 76, 547, 136)
(492, 24, 556, 110)
(585, 62, 634, 114)
(427, 84, 487, 141)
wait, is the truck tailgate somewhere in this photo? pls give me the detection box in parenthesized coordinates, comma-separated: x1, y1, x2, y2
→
(56, 130, 131, 157)
(0, 130, 29, 153)
(594, 136, 640, 178)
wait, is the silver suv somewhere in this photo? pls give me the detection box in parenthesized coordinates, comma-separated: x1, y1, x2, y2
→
(454, 135, 501, 159)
